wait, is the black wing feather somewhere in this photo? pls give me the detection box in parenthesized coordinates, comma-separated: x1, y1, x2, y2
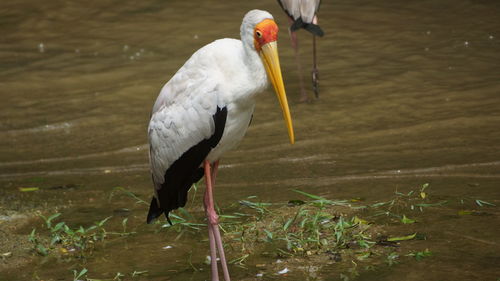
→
(290, 18, 324, 37)
(147, 106, 228, 224)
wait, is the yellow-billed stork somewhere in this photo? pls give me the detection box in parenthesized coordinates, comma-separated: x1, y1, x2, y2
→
(277, 0, 324, 101)
(146, 10, 294, 281)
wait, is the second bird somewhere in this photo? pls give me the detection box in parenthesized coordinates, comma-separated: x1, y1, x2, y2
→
(277, 0, 324, 101)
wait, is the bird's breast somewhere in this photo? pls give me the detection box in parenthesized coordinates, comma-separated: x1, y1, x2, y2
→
(206, 102, 255, 163)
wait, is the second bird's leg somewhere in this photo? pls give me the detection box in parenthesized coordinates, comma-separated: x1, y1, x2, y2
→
(203, 160, 231, 281)
(312, 16, 320, 98)
(288, 18, 308, 102)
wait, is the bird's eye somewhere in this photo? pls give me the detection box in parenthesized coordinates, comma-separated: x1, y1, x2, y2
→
(255, 30, 262, 38)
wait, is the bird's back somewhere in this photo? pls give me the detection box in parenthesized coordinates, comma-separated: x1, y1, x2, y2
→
(152, 39, 243, 114)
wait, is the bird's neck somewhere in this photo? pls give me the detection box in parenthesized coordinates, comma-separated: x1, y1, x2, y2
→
(242, 45, 268, 96)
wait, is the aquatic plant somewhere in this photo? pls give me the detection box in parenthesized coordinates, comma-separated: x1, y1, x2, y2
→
(364, 183, 447, 221)
(106, 185, 438, 278)
(221, 190, 375, 259)
(28, 213, 110, 257)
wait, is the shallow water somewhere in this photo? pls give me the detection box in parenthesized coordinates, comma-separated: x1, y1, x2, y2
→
(1, 0, 499, 280)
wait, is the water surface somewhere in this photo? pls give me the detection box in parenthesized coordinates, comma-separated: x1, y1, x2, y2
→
(1, 0, 499, 280)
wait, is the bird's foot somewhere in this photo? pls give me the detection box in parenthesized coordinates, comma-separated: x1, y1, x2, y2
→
(312, 68, 319, 98)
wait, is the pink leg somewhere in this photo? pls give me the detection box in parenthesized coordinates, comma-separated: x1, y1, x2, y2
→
(203, 160, 231, 281)
(204, 165, 219, 281)
(204, 162, 219, 281)
(207, 223, 219, 281)
(288, 18, 308, 102)
(209, 161, 230, 281)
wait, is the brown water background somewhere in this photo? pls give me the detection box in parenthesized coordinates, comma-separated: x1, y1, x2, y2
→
(1, 0, 499, 280)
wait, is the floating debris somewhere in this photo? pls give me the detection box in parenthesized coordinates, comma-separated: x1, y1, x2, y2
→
(406, 249, 433, 261)
(401, 214, 416, 224)
(18, 187, 39, 192)
(205, 256, 220, 264)
(46, 184, 78, 190)
(277, 268, 290, 275)
(387, 233, 417, 242)
(475, 199, 495, 207)
(38, 43, 45, 53)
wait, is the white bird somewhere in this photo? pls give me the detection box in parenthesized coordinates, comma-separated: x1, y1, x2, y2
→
(146, 10, 294, 281)
(277, 0, 324, 101)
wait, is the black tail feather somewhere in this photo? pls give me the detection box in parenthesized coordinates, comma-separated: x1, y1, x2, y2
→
(290, 18, 324, 37)
(147, 197, 165, 224)
(165, 212, 173, 225)
(290, 18, 304, 32)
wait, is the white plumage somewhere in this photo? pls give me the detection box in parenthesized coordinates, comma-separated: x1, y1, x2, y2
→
(279, 0, 321, 23)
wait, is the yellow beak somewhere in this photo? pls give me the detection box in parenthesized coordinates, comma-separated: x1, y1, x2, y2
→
(259, 41, 295, 144)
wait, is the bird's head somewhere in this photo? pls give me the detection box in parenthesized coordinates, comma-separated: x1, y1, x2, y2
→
(242, 10, 295, 144)
(253, 19, 278, 52)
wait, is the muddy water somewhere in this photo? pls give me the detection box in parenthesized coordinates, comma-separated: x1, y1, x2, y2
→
(1, 0, 499, 280)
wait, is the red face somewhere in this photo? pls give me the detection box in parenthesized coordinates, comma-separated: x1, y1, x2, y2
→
(253, 19, 279, 51)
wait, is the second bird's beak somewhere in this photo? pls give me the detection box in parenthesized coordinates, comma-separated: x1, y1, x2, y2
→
(259, 41, 295, 144)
